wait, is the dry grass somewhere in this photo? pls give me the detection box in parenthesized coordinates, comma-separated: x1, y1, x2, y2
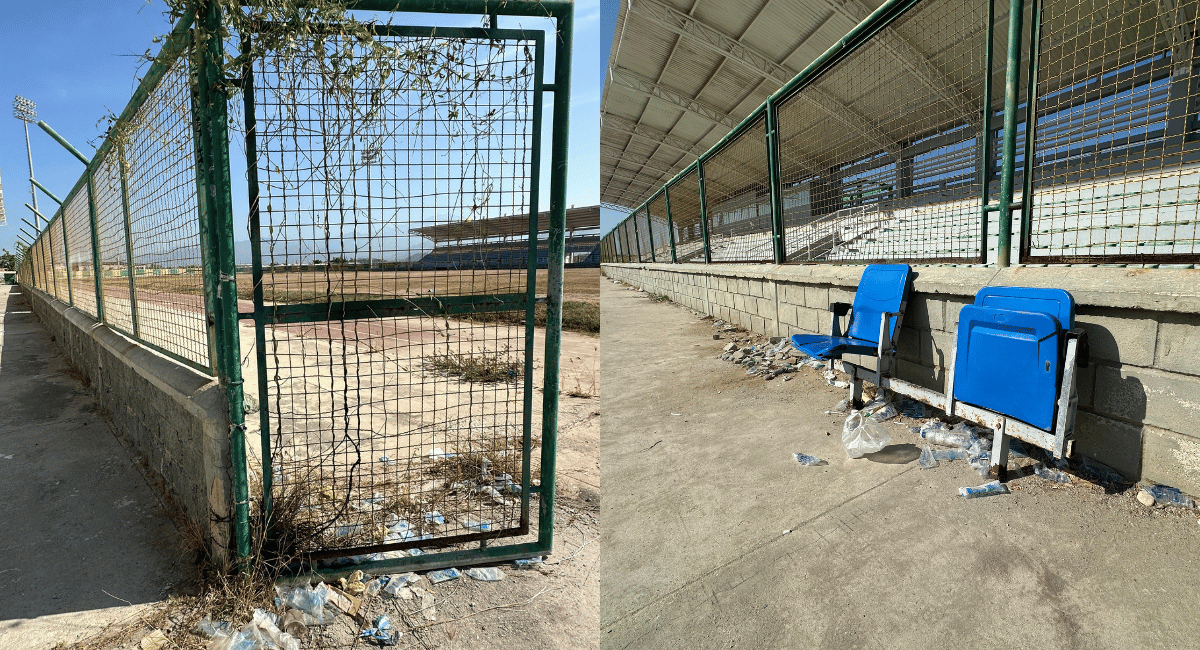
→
(460, 300, 599, 335)
(424, 348, 523, 383)
(563, 348, 599, 398)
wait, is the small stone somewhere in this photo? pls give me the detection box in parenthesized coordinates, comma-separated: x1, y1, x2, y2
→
(1137, 490, 1156, 507)
(769, 337, 783, 344)
(733, 350, 747, 361)
(723, 342, 738, 352)
(713, 334, 721, 340)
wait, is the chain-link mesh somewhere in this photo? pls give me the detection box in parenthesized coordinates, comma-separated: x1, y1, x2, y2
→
(49, 217, 67, 302)
(703, 116, 773, 262)
(123, 56, 210, 370)
(646, 192, 671, 262)
(633, 210, 651, 261)
(63, 187, 98, 319)
(1027, 0, 1200, 262)
(92, 157, 136, 335)
(668, 168, 704, 262)
(249, 28, 539, 555)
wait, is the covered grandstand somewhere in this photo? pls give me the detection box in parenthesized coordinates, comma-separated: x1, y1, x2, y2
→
(411, 205, 600, 269)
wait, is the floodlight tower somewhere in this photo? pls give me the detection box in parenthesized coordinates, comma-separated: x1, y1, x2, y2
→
(12, 96, 39, 228)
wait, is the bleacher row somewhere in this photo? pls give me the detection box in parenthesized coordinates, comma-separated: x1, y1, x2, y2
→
(412, 238, 600, 270)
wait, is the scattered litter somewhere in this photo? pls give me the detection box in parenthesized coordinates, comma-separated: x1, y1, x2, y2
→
(967, 451, 990, 478)
(428, 568, 461, 584)
(427, 448, 458, 459)
(670, 413, 682, 416)
(933, 448, 967, 462)
(514, 556, 544, 568)
(208, 609, 300, 650)
(959, 480, 1009, 499)
(462, 519, 493, 532)
(465, 567, 506, 581)
(895, 397, 930, 419)
(1143, 484, 1195, 509)
(140, 630, 169, 650)
(782, 529, 791, 535)
(413, 586, 436, 621)
(1033, 464, 1072, 484)
(842, 411, 892, 458)
(325, 586, 363, 617)
(195, 616, 234, 639)
(793, 452, 824, 466)
(339, 570, 366, 595)
(862, 398, 898, 423)
(424, 511, 445, 525)
(359, 615, 399, 646)
(382, 573, 420, 597)
(918, 445, 937, 469)
(0, 454, 12, 460)
(917, 420, 972, 448)
(1081, 459, 1127, 486)
(274, 583, 334, 625)
(825, 398, 851, 415)
(278, 610, 306, 637)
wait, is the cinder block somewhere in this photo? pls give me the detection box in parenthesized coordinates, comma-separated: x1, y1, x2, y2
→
(1072, 410, 1142, 479)
(751, 315, 767, 334)
(1075, 310, 1157, 367)
(795, 307, 822, 334)
(929, 329, 954, 370)
(896, 359, 939, 392)
(748, 281, 764, 298)
(777, 304, 798, 328)
(780, 284, 805, 306)
(1156, 319, 1200, 377)
(897, 327, 922, 363)
(944, 296, 973, 332)
(905, 295, 945, 331)
(1142, 426, 1200, 498)
(830, 287, 855, 306)
(1094, 364, 1200, 436)
(804, 286, 830, 309)
(756, 298, 773, 319)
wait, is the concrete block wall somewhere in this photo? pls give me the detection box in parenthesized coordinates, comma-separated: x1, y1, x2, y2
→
(26, 286, 232, 562)
(604, 262, 1200, 496)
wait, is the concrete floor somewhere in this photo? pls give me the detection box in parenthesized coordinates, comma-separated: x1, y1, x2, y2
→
(600, 278, 1200, 650)
(0, 286, 189, 649)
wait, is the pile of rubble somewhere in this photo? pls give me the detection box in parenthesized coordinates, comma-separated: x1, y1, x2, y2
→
(711, 322, 820, 381)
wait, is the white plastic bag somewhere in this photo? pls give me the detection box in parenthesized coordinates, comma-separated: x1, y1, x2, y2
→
(842, 411, 892, 458)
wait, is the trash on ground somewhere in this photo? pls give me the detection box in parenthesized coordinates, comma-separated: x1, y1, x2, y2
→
(1144, 483, 1196, 509)
(967, 451, 990, 478)
(278, 610, 306, 637)
(959, 480, 1009, 499)
(896, 397, 930, 419)
(863, 398, 898, 422)
(514, 556, 544, 568)
(382, 573, 420, 597)
(340, 570, 366, 595)
(208, 609, 300, 650)
(918, 445, 937, 469)
(140, 630, 169, 650)
(196, 615, 234, 639)
(917, 420, 972, 449)
(793, 452, 825, 466)
(462, 518, 493, 532)
(1081, 458, 1127, 486)
(428, 567, 461, 584)
(465, 567, 506, 581)
(379, 455, 394, 466)
(274, 583, 334, 625)
(1033, 464, 1072, 484)
(424, 511, 445, 525)
(359, 615, 399, 646)
(825, 398, 851, 415)
(412, 586, 437, 621)
(842, 411, 892, 458)
(325, 586, 362, 617)
(427, 448, 458, 459)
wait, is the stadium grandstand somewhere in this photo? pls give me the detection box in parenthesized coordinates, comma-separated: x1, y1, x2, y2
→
(411, 205, 600, 269)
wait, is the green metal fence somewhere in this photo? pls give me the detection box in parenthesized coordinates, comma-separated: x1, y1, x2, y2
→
(17, 0, 573, 573)
(602, 0, 1200, 268)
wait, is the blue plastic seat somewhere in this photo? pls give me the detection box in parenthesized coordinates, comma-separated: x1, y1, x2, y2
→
(790, 264, 911, 361)
(952, 287, 1075, 431)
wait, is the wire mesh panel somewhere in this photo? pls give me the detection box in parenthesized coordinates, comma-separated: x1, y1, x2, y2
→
(49, 217, 67, 302)
(123, 55, 210, 371)
(248, 25, 543, 559)
(621, 219, 635, 261)
(1027, 0, 1200, 262)
(668, 168, 704, 262)
(702, 116, 773, 262)
(92, 157, 135, 334)
(63, 187, 97, 318)
(633, 209, 652, 261)
(776, 0, 990, 263)
(646, 193, 670, 262)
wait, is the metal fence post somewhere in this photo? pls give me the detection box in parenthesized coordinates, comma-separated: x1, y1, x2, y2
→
(1018, 0, 1044, 263)
(996, 0, 1026, 267)
(977, 0, 997, 264)
(632, 212, 643, 261)
(697, 160, 713, 264)
(60, 214, 73, 305)
(766, 98, 786, 264)
(646, 203, 657, 262)
(194, 0, 251, 563)
(85, 178, 106, 323)
(665, 186, 678, 262)
(117, 144, 141, 338)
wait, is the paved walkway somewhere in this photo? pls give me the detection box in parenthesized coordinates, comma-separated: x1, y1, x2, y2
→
(0, 286, 188, 649)
(600, 278, 1200, 650)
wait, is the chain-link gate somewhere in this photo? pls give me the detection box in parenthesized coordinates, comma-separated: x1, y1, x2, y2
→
(240, 7, 571, 571)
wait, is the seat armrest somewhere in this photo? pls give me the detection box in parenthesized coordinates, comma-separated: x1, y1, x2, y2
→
(1066, 327, 1089, 367)
(830, 302, 852, 316)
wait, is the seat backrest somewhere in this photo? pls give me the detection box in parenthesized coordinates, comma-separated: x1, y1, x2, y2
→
(847, 264, 911, 344)
(974, 286, 1074, 329)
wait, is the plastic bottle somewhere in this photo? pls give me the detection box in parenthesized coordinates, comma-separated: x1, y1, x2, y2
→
(793, 452, 823, 466)
(918, 445, 937, 469)
(1145, 484, 1195, 509)
(932, 448, 967, 461)
(1033, 464, 1071, 484)
(959, 480, 1008, 498)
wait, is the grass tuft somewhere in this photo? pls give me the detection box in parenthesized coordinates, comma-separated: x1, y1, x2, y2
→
(424, 348, 523, 383)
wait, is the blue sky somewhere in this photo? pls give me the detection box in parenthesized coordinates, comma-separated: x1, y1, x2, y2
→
(0, 0, 600, 258)
(600, 0, 622, 235)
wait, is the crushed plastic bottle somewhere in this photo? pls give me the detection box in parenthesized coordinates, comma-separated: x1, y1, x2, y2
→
(793, 452, 824, 466)
(359, 615, 398, 645)
(862, 398, 898, 423)
(274, 582, 333, 625)
(1144, 484, 1196, 509)
(896, 397, 930, 419)
(918, 420, 972, 448)
(427, 568, 461, 584)
(918, 445, 937, 469)
(465, 567, 506, 581)
(959, 480, 1009, 499)
(195, 615, 233, 639)
(382, 573, 419, 597)
(424, 511, 445, 525)
(1033, 464, 1072, 484)
(513, 556, 544, 569)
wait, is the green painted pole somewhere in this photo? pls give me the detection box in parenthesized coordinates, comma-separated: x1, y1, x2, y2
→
(665, 186, 678, 262)
(31, 179, 63, 206)
(697, 161, 713, 264)
(85, 178, 106, 323)
(646, 204, 657, 262)
(766, 99, 786, 264)
(996, 0, 1026, 267)
(977, 0, 997, 264)
(1019, 0, 1044, 263)
(632, 212, 643, 261)
(195, 0, 251, 564)
(60, 213, 73, 306)
(36, 121, 92, 166)
(117, 144, 141, 338)
(538, 0, 572, 554)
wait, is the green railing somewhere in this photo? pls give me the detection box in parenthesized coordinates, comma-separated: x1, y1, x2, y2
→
(17, 0, 573, 573)
(601, 0, 1200, 268)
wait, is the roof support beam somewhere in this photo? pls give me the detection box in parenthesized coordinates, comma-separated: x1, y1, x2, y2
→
(610, 66, 737, 129)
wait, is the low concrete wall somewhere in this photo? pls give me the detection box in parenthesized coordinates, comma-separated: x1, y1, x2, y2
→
(25, 286, 232, 561)
(604, 262, 1200, 496)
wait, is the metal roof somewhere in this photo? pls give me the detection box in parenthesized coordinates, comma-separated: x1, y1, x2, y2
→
(411, 205, 600, 243)
(601, 0, 996, 210)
